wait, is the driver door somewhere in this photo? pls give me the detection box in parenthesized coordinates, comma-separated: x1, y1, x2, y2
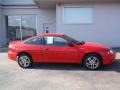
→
(42, 36, 79, 63)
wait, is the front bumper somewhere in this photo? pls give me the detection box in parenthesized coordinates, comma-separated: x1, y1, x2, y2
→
(8, 50, 17, 61)
(102, 52, 116, 65)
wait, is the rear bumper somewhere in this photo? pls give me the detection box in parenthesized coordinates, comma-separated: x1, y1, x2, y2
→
(8, 50, 17, 61)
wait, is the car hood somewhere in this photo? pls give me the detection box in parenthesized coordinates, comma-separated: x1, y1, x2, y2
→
(79, 41, 109, 50)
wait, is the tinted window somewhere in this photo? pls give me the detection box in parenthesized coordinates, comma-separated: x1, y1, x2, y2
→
(44, 36, 69, 46)
(64, 35, 81, 44)
(25, 37, 43, 45)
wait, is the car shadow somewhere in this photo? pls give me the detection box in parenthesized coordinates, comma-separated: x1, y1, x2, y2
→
(29, 59, 120, 72)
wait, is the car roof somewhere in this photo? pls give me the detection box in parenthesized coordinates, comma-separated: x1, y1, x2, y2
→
(39, 33, 64, 37)
(23, 33, 64, 42)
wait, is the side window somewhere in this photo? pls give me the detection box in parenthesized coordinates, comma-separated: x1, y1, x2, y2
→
(44, 36, 69, 46)
(25, 37, 43, 45)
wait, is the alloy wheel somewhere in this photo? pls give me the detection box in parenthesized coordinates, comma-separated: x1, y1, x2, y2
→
(18, 54, 32, 68)
(83, 54, 101, 70)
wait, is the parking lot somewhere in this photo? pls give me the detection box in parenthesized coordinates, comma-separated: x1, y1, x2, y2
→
(0, 52, 120, 90)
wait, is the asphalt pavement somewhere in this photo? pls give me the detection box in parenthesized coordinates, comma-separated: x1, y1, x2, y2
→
(0, 52, 120, 90)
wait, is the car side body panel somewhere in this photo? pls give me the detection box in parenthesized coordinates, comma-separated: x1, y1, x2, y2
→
(8, 33, 116, 65)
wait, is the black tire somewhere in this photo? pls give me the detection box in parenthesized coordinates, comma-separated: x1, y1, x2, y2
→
(17, 53, 33, 68)
(83, 54, 102, 70)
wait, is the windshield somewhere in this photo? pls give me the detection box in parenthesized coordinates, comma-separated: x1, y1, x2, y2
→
(64, 35, 82, 44)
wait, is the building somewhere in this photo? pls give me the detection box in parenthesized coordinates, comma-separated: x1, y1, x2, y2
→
(0, 0, 120, 47)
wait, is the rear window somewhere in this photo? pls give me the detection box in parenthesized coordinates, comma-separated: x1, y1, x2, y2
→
(24, 37, 43, 45)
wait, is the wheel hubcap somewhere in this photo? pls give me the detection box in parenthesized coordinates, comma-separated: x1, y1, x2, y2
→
(19, 56, 30, 67)
(86, 56, 99, 69)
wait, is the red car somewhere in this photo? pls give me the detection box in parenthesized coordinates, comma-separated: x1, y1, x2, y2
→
(8, 33, 116, 70)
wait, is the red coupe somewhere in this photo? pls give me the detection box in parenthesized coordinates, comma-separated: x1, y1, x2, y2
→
(8, 33, 116, 70)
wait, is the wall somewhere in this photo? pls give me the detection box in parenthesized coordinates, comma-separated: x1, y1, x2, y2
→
(0, 7, 3, 46)
(0, 4, 6, 47)
(0, 0, 2, 4)
(0, 14, 6, 47)
(56, 3, 120, 47)
(2, 0, 35, 5)
(0, 0, 56, 46)
(2, 6, 56, 46)
(3, 7, 56, 34)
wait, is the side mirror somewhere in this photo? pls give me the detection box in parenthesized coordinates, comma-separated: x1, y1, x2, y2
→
(68, 43, 74, 47)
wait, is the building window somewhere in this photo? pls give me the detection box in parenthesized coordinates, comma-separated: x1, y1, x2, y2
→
(6, 15, 37, 43)
(64, 7, 93, 24)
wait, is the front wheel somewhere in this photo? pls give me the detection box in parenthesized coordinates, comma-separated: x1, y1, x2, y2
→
(17, 54, 32, 68)
(83, 54, 102, 70)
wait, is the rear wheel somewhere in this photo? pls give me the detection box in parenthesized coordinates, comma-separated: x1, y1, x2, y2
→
(83, 54, 102, 70)
(17, 54, 32, 68)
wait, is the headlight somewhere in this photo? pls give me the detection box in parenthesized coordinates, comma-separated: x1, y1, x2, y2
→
(107, 49, 114, 55)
